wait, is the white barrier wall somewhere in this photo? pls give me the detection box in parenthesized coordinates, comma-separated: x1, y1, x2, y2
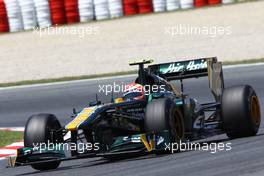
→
(78, 0, 94, 22)
(108, 0, 123, 18)
(94, 0, 110, 20)
(18, 0, 37, 30)
(180, 0, 193, 9)
(33, 0, 51, 28)
(4, 0, 23, 32)
(153, 0, 166, 12)
(166, 0, 180, 11)
(222, 0, 235, 4)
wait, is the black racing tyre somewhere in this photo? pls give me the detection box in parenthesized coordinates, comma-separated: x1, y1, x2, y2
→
(145, 98, 184, 143)
(24, 113, 63, 171)
(222, 85, 261, 139)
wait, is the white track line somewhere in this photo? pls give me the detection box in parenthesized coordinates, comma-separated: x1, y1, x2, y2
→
(223, 62, 264, 69)
(0, 74, 137, 90)
(0, 127, 25, 132)
(8, 142, 24, 147)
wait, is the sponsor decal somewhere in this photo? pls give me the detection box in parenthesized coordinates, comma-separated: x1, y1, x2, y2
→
(123, 136, 141, 143)
(193, 115, 204, 129)
(160, 60, 207, 74)
(157, 136, 165, 146)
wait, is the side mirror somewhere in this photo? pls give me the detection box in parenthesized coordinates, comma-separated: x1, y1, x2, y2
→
(89, 101, 101, 106)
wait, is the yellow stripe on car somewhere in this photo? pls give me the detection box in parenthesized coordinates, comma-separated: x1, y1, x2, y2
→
(140, 134, 155, 152)
(66, 107, 96, 131)
(114, 98, 124, 103)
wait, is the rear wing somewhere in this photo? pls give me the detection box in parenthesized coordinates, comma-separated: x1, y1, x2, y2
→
(148, 57, 224, 102)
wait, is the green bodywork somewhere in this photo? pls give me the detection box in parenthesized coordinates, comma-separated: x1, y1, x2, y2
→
(12, 145, 65, 166)
(109, 131, 171, 153)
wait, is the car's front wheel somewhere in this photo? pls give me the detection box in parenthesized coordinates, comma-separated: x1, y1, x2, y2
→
(24, 113, 63, 171)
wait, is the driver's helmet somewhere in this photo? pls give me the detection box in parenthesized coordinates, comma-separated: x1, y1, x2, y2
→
(123, 83, 145, 101)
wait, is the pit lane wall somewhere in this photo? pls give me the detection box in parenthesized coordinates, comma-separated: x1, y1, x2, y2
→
(0, 0, 263, 83)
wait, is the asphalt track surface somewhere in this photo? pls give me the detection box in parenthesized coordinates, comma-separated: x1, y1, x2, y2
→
(0, 63, 264, 176)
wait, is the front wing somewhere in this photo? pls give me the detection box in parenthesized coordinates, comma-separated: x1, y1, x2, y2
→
(7, 131, 171, 168)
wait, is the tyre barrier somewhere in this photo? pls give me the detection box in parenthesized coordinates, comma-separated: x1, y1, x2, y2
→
(194, 0, 207, 7)
(94, 0, 110, 20)
(152, 0, 166, 12)
(0, 0, 9, 32)
(166, 0, 180, 11)
(18, 0, 37, 30)
(33, 0, 51, 28)
(208, 0, 221, 5)
(64, 0, 79, 23)
(180, 0, 193, 9)
(108, 0, 123, 18)
(222, 0, 234, 4)
(123, 0, 138, 16)
(138, 0, 153, 14)
(4, 0, 23, 32)
(0, 0, 252, 33)
(49, 0, 66, 25)
(78, 0, 94, 22)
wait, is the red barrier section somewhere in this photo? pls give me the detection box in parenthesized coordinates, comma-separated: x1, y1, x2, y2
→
(137, 0, 153, 14)
(123, 0, 138, 16)
(208, 0, 221, 5)
(64, 0, 79, 24)
(194, 0, 208, 7)
(0, 0, 9, 32)
(49, 0, 67, 25)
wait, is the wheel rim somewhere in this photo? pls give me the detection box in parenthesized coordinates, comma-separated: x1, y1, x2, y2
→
(251, 96, 261, 126)
(170, 108, 184, 140)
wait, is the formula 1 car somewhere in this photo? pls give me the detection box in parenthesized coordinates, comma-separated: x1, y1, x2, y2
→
(8, 57, 261, 171)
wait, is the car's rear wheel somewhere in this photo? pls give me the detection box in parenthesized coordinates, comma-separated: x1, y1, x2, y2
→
(145, 98, 184, 150)
(222, 85, 261, 138)
(24, 113, 63, 170)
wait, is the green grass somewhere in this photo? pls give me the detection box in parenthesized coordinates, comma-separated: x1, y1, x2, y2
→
(0, 58, 263, 88)
(0, 131, 23, 148)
